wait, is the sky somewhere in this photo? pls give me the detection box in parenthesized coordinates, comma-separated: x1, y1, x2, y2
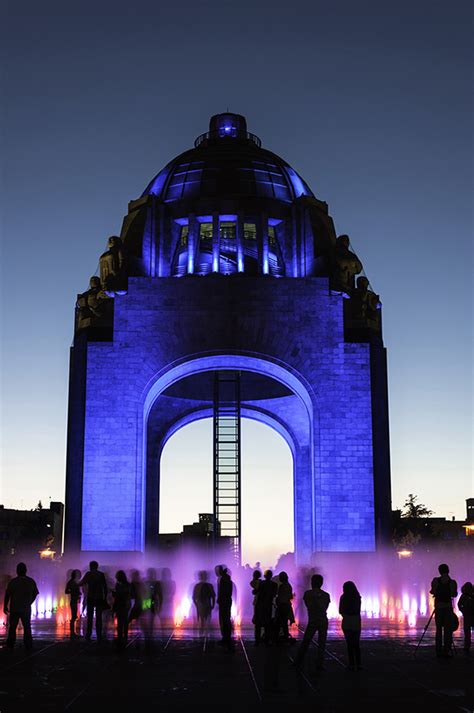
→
(1, 1, 472, 564)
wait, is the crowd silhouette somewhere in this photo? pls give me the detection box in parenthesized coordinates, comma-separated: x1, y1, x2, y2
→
(2, 560, 473, 672)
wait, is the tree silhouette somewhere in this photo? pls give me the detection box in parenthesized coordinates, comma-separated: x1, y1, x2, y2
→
(402, 493, 433, 519)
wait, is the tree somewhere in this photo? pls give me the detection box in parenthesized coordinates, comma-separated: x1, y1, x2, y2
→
(401, 493, 433, 519)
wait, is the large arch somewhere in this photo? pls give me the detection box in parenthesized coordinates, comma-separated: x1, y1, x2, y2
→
(159, 415, 295, 564)
(139, 353, 316, 562)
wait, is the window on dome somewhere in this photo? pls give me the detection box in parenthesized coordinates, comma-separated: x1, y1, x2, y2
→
(220, 222, 236, 240)
(180, 226, 189, 247)
(244, 223, 256, 240)
(200, 223, 213, 241)
(268, 226, 276, 247)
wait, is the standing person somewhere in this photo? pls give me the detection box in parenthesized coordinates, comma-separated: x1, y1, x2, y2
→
(339, 581, 362, 670)
(192, 571, 216, 636)
(255, 570, 278, 644)
(3, 562, 39, 650)
(294, 574, 330, 671)
(112, 570, 132, 649)
(80, 561, 108, 642)
(143, 568, 162, 651)
(215, 565, 233, 648)
(274, 571, 294, 641)
(65, 569, 81, 638)
(430, 563, 458, 658)
(458, 582, 474, 656)
(159, 567, 176, 629)
(250, 570, 263, 645)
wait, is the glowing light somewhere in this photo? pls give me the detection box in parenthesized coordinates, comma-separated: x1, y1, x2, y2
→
(39, 548, 55, 559)
(174, 595, 192, 627)
(420, 592, 427, 616)
(397, 549, 413, 559)
(402, 594, 410, 612)
(463, 524, 474, 535)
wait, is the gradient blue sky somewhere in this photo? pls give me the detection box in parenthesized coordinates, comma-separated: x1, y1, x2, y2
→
(1, 2, 472, 560)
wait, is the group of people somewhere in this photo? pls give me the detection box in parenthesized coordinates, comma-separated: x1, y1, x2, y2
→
(250, 569, 362, 670)
(3, 560, 473, 670)
(65, 562, 177, 648)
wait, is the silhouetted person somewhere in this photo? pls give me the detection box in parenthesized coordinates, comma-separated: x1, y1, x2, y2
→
(255, 570, 278, 644)
(4, 562, 39, 650)
(193, 571, 216, 636)
(129, 569, 144, 623)
(65, 569, 81, 638)
(159, 567, 176, 629)
(143, 568, 162, 650)
(112, 570, 132, 649)
(250, 569, 263, 644)
(80, 560, 107, 641)
(215, 565, 233, 648)
(458, 582, 473, 656)
(430, 563, 458, 658)
(295, 574, 330, 670)
(339, 580, 362, 670)
(274, 571, 294, 641)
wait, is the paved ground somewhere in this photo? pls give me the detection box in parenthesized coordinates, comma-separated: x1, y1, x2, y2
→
(0, 621, 472, 712)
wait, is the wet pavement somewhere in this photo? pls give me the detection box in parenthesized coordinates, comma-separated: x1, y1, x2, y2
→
(0, 620, 472, 712)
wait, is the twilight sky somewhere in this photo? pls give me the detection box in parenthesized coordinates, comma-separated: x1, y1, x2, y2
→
(1, 1, 472, 565)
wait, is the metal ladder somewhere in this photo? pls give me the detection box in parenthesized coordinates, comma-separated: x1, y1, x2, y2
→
(213, 371, 241, 564)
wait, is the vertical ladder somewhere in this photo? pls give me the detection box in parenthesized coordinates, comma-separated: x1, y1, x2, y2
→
(213, 371, 241, 564)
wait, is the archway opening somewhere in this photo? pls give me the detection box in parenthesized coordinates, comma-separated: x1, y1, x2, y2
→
(159, 417, 293, 567)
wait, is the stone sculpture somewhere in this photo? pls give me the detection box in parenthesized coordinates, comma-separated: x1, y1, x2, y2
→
(76, 276, 110, 330)
(99, 236, 127, 295)
(333, 234, 362, 293)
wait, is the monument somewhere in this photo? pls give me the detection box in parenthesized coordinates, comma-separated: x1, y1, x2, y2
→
(64, 113, 391, 562)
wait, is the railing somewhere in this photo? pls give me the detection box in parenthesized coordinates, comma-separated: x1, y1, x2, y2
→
(194, 130, 262, 148)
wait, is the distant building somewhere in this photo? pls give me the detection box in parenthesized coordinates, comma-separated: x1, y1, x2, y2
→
(158, 513, 232, 555)
(0, 502, 64, 562)
(392, 500, 474, 549)
(466, 498, 474, 523)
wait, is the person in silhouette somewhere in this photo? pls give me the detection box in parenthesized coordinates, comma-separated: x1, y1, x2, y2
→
(65, 569, 81, 638)
(143, 568, 162, 650)
(339, 580, 362, 670)
(274, 571, 294, 641)
(80, 560, 108, 642)
(458, 582, 473, 656)
(295, 573, 330, 670)
(255, 570, 278, 644)
(112, 570, 132, 649)
(129, 570, 144, 623)
(250, 569, 263, 644)
(4, 562, 39, 650)
(159, 567, 176, 629)
(215, 565, 233, 648)
(430, 563, 458, 658)
(193, 570, 216, 636)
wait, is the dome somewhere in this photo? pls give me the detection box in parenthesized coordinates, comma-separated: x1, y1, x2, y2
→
(142, 113, 314, 204)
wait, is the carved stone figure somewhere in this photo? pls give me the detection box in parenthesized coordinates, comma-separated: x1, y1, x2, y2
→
(99, 236, 127, 295)
(349, 276, 381, 327)
(76, 276, 110, 330)
(333, 234, 362, 293)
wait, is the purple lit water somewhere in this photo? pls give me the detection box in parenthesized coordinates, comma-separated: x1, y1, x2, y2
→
(1, 546, 471, 633)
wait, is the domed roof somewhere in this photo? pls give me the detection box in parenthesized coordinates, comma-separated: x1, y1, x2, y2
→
(142, 113, 314, 204)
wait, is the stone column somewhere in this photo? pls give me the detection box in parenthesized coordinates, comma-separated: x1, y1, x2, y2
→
(187, 214, 197, 274)
(212, 212, 220, 273)
(236, 213, 244, 272)
(261, 213, 269, 275)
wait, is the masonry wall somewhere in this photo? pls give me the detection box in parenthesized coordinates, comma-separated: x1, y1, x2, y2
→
(76, 275, 376, 555)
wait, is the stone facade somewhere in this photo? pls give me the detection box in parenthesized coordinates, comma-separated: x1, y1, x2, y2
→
(65, 113, 391, 561)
